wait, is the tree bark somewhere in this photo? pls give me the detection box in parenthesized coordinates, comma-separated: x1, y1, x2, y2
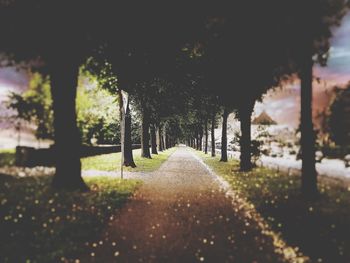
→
(150, 123, 158, 154)
(204, 120, 208, 154)
(300, 56, 318, 198)
(162, 130, 166, 150)
(199, 127, 203, 151)
(165, 133, 170, 149)
(50, 62, 88, 191)
(239, 104, 254, 171)
(157, 124, 163, 152)
(141, 107, 151, 158)
(211, 111, 216, 157)
(123, 100, 136, 167)
(220, 107, 229, 162)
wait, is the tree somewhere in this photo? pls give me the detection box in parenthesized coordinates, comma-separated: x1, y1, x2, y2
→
(123, 99, 136, 167)
(140, 100, 152, 158)
(211, 111, 217, 157)
(328, 84, 350, 147)
(220, 107, 230, 162)
(84, 59, 137, 167)
(6, 73, 53, 142)
(0, 1, 95, 190)
(204, 120, 209, 154)
(76, 70, 119, 145)
(150, 124, 158, 155)
(281, 0, 349, 198)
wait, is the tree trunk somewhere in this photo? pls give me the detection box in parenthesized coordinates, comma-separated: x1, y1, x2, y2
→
(220, 107, 229, 162)
(239, 105, 254, 171)
(123, 100, 136, 167)
(141, 107, 151, 158)
(204, 120, 208, 154)
(300, 57, 318, 198)
(211, 112, 216, 157)
(157, 125, 163, 152)
(165, 133, 170, 149)
(150, 123, 158, 155)
(162, 130, 166, 150)
(50, 62, 88, 191)
(199, 127, 203, 151)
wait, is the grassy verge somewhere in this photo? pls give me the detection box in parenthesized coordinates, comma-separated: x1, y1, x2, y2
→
(195, 150, 350, 263)
(0, 174, 141, 262)
(0, 148, 15, 166)
(81, 147, 176, 172)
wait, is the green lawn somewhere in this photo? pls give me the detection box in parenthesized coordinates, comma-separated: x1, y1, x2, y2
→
(0, 148, 15, 166)
(0, 174, 141, 262)
(195, 150, 350, 263)
(81, 147, 176, 172)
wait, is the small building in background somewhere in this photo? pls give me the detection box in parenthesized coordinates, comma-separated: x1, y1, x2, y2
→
(252, 110, 277, 125)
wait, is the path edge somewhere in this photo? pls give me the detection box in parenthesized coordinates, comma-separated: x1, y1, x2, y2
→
(189, 148, 309, 263)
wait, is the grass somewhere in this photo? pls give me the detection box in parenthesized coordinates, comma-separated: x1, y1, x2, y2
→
(0, 148, 15, 166)
(0, 174, 141, 263)
(195, 150, 350, 263)
(81, 147, 176, 172)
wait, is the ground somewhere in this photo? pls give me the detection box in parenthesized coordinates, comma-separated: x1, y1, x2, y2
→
(199, 150, 350, 263)
(0, 175, 141, 262)
(81, 148, 177, 173)
(4, 146, 350, 262)
(220, 149, 350, 179)
(78, 146, 305, 263)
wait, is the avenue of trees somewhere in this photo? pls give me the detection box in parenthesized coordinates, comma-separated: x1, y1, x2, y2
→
(0, 0, 349, 198)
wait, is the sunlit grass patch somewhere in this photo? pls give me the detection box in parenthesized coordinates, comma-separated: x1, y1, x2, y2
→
(81, 147, 176, 172)
(195, 149, 350, 263)
(0, 148, 15, 166)
(0, 174, 141, 262)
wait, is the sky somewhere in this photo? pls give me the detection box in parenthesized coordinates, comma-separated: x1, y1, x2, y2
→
(0, 67, 28, 128)
(1, 12, 350, 129)
(255, 12, 350, 127)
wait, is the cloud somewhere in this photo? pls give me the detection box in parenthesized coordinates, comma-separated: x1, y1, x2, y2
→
(257, 12, 350, 128)
(0, 67, 28, 91)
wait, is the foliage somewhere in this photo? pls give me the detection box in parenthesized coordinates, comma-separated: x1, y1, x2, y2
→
(6, 70, 121, 145)
(197, 151, 350, 263)
(0, 174, 141, 262)
(81, 148, 176, 172)
(327, 84, 350, 147)
(230, 130, 262, 165)
(0, 149, 15, 166)
(7, 72, 53, 140)
(76, 70, 119, 144)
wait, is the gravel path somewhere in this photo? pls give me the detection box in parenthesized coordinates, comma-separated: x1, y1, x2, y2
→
(81, 146, 301, 263)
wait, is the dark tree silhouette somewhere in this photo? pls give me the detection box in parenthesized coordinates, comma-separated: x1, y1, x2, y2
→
(211, 111, 216, 157)
(123, 99, 136, 167)
(220, 107, 229, 162)
(328, 85, 350, 146)
(150, 124, 158, 155)
(280, 0, 349, 198)
(204, 120, 209, 154)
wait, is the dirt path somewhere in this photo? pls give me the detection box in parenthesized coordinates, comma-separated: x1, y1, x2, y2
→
(84, 146, 292, 263)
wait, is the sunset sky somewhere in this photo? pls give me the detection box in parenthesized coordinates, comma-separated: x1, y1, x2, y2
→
(1, 12, 350, 128)
(255, 12, 350, 127)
